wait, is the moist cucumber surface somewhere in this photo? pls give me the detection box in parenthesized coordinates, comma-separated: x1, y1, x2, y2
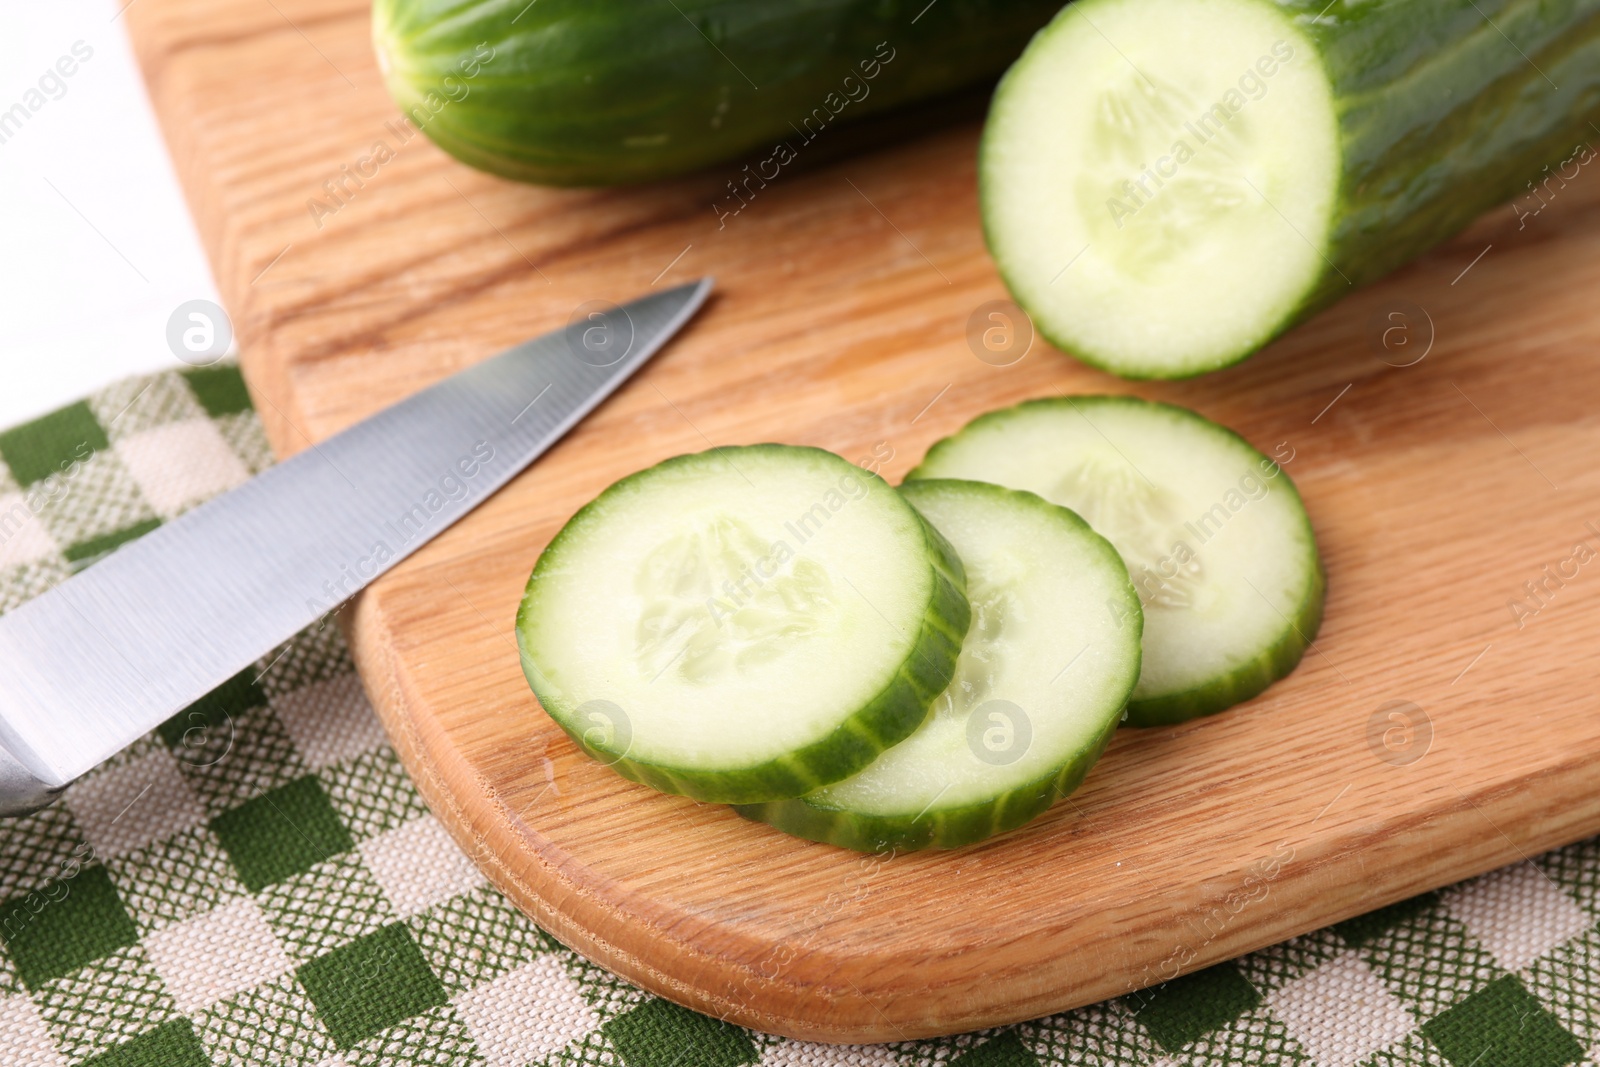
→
(981, 0, 1600, 378)
(738, 479, 1141, 851)
(909, 397, 1323, 726)
(372, 0, 1066, 186)
(517, 445, 969, 803)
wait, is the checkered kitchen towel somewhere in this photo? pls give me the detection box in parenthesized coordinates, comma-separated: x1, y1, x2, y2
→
(2, 366, 1600, 1067)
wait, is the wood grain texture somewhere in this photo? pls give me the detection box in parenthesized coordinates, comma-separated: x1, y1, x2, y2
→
(125, 0, 1600, 1042)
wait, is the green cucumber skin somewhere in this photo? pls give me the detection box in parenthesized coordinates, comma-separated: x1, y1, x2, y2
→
(909, 397, 1325, 726)
(373, 0, 1063, 186)
(1295, 0, 1600, 317)
(516, 446, 971, 805)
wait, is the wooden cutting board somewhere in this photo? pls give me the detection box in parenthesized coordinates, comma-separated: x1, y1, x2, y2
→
(125, 0, 1600, 1042)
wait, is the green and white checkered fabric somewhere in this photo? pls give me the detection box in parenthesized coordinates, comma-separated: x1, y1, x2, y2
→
(2, 367, 1599, 1067)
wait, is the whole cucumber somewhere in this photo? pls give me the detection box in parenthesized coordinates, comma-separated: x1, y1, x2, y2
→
(981, 0, 1600, 379)
(373, 0, 1064, 186)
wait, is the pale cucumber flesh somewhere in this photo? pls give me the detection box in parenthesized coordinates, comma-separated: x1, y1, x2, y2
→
(982, 0, 1337, 377)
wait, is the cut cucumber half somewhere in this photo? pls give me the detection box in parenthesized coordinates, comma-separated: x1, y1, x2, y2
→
(909, 397, 1323, 726)
(517, 445, 970, 804)
(738, 480, 1141, 852)
(981, 0, 1600, 378)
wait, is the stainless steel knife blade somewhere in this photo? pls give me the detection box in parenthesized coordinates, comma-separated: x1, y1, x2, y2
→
(0, 279, 713, 815)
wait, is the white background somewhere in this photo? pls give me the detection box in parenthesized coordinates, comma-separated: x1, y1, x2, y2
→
(0, 0, 224, 428)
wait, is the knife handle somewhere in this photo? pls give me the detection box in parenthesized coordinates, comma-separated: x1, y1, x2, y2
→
(0, 742, 65, 817)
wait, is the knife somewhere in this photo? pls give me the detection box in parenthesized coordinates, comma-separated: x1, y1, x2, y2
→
(0, 279, 713, 816)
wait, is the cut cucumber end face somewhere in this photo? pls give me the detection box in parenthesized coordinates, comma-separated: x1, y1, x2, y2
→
(909, 397, 1324, 725)
(739, 480, 1142, 851)
(980, 0, 1340, 378)
(516, 445, 969, 804)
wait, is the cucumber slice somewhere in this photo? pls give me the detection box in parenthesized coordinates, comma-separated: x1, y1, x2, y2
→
(981, 0, 1600, 378)
(738, 480, 1141, 852)
(909, 397, 1324, 726)
(517, 446, 970, 803)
